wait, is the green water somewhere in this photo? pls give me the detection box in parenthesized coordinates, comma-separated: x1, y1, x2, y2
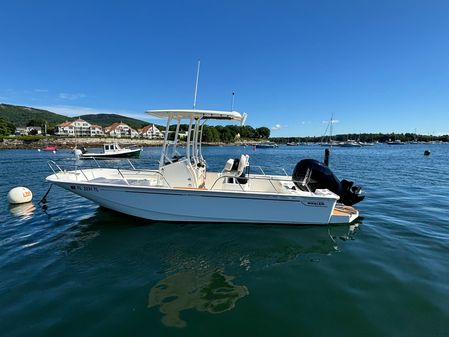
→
(1, 145, 448, 336)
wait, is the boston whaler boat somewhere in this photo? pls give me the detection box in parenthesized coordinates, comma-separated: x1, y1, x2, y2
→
(46, 109, 364, 225)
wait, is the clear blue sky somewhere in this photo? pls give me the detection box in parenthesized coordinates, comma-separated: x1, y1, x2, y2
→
(1, 0, 449, 136)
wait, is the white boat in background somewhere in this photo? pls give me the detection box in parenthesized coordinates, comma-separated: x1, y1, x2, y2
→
(337, 140, 362, 147)
(386, 140, 406, 145)
(75, 142, 142, 159)
(46, 109, 363, 225)
(255, 141, 278, 149)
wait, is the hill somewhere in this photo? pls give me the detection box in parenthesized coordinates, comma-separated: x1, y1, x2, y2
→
(0, 103, 150, 130)
(0, 103, 67, 126)
(79, 113, 149, 129)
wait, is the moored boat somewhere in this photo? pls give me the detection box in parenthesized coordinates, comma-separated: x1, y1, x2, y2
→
(46, 109, 364, 225)
(255, 141, 278, 148)
(386, 140, 405, 145)
(42, 146, 57, 151)
(75, 142, 142, 159)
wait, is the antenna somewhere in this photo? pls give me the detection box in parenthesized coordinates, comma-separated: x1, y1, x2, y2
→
(231, 92, 235, 111)
(193, 60, 201, 110)
(330, 112, 333, 143)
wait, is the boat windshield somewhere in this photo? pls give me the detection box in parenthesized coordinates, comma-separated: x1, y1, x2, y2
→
(145, 109, 247, 168)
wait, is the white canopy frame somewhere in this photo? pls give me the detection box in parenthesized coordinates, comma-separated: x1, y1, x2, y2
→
(146, 109, 247, 169)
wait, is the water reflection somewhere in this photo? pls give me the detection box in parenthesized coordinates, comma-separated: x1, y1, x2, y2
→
(148, 223, 361, 328)
(9, 202, 36, 220)
(149, 269, 248, 328)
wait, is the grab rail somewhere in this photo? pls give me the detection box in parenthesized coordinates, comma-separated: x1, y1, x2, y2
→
(47, 159, 172, 188)
(250, 165, 289, 176)
(209, 174, 312, 194)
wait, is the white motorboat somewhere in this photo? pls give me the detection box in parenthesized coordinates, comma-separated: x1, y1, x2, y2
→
(46, 109, 363, 225)
(337, 140, 362, 148)
(75, 142, 142, 159)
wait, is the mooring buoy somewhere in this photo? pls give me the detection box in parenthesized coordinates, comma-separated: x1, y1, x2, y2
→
(7, 187, 33, 204)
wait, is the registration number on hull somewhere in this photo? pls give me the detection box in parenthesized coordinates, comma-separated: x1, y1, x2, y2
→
(70, 185, 99, 192)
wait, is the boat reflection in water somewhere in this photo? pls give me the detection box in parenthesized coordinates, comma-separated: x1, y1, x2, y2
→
(148, 222, 360, 328)
(148, 268, 249, 328)
(9, 202, 36, 220)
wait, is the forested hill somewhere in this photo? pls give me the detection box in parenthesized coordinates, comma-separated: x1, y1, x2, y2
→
(0, 104, 67, 126)
(0, 103, 148, 129)
(79, 114, 148, 129)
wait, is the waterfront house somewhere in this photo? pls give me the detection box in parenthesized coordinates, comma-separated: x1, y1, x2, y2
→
(90, 124, 104, 136)
(138, 124, 163, 139)
(55, 118, 93, 137)
(14, 126, 42, 136)
(104, 122, 139, 138)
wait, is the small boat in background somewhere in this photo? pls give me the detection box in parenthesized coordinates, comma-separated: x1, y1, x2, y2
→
(286, 142, 299, 146)
(386, 140, 405, 145)
(255, 141, 278, 149)
(337, 140, 362, 147)
(75, 142, 142, 159)
(42, 146, 57, 151)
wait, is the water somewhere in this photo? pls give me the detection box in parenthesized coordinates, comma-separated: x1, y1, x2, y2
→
(1, 145, 449, 337)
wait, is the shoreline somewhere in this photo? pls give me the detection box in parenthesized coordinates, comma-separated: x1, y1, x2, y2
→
(0, 137, 241, 150)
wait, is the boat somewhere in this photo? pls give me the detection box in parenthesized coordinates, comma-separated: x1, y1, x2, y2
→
(286, 142, 299, 146)
(337, 140, 362, 147)
(42, 146, 57, 151)
(255, 141, 278, 148)
(46, 109, 364, 225)
(74, 142, 142, 159)
(386, 140, 405, 145)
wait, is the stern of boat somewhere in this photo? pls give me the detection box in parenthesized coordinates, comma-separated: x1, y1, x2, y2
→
(329, 204, 359, 224)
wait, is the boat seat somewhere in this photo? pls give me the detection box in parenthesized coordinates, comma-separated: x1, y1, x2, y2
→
(223, 158, 235, 172)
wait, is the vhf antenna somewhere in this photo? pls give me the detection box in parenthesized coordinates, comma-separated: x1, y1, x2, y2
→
(193, 60, 201, 110)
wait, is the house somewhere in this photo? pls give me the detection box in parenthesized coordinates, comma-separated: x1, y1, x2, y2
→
(138, 124, 163, 139)
(90, 124, 104, 136)
(104, 122, 139, 138)
(26, 126, 42, 135)
(14, 127, 28, 136)
(14, 126, 42, 136)
(55, 118, 94, 137)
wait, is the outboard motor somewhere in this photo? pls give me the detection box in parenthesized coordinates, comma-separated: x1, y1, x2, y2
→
(292, 159, 364, 206)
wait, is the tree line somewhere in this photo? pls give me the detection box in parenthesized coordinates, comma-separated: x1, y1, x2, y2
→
(271, 133, 449, 143)
(168, 124, 271, 143)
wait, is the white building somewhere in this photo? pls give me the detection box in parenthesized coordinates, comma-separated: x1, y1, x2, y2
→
(104, 122, 139, 138)
(55, 118, 103, 137)
(90, 124, 104, 136)
(15, 126, 42, 136)
(139, 124, 163, 139)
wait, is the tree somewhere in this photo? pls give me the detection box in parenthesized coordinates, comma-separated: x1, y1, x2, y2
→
(256, 127, 270, 139)
(0, 117, 15, 136)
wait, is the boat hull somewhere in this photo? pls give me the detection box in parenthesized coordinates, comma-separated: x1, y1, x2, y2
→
(80, 148, 142, 159)
(48, 178, 340, 225)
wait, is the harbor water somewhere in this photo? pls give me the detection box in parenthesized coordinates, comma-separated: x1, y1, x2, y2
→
(1, 145, 448, 337)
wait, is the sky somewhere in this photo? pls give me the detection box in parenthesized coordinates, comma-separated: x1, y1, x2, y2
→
(1, 0, 449, 136)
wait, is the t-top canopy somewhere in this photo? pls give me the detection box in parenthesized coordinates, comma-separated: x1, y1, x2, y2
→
(145, 109, 247, 125)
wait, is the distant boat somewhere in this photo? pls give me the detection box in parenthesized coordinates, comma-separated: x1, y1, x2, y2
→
(75, 142, 142, 159)
(255, 142, 278, 149)
(42, 146, 57, 151)
(286, 142, 299, 146)
(386, 140, 405, 145)
(337, 140, 362, 148)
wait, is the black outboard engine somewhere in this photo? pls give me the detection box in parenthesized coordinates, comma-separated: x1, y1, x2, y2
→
(292, 159, 364, 206)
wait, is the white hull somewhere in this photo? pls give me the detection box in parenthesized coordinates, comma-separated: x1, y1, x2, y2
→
(46, 169, 358, 225)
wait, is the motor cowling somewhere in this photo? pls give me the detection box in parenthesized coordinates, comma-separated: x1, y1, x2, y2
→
(292, 159, 364, 206)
